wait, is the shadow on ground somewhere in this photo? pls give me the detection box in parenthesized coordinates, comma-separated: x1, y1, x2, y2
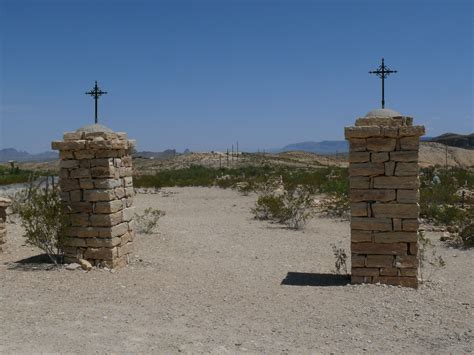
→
(5, 253, 57, 271)
(281, 272, 350, 287)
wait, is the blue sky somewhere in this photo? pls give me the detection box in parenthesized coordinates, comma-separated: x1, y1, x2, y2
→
(1, 0, 472, 153)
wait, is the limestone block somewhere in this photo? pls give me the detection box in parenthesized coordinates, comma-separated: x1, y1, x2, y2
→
(98, 222, 129, 238)
(351, 202, 368, 217)
(366, 255, 394, 268)
(352, 254, 366, 267)
(79, 179, 94, 189)
(90, 211, 123, 227)
(349, 152, 370, 163)
(83, 189, 116, 202)
(390, 151, 418, 162)
(393, 218, 402, 231)
(64, 237, 87, 247)
(85, 237, 121, 248)
(367, 138, 396, 152)
(60, 151, 74, 159)
(400, 269, 417, 277)
(394, 255, 418, 268)
(371, 152, 389, 163)
(84, 247, 117, 261)
(384, 161, 396, 176)
(350, 189, 396, 202)
(115, 187, 126, 199)
(351, 230, 373, 243)
(74, 150, 96, 160)
(349, 163, 385, 176)
(395, 162, 419, 176)
(380, 267, 398, 276)
(95, 200, 123, 214)
(52, 140, 86, 150)
(344, 126, 381, 139)
(69, 190, 82, 202)
(350, 176, 370, 189)
(352, 267, 380, 277)
(117, 242, 133, 257)
(90, 166, 115, 178)
(63, 131, 84, 140)
(123, 176, 133, 187)
(351, 242, 407, 255)
(372, 231, 418, 243)
(122, 207, 136, 222)
(373, 176, 420, 189)
(59, 179, 80, 192)
(372, 203, 419, 218)
(91, 158, 113, 167)
(70, 213, 89, 227)
(60, 160, 79, 169)
(400, 136, 420, 150)
(383, 127, 399, 138)
(397, 189, 419, 203)
(398, 126, 425, 137)
(351, 217, 392, 231)
(349, 139, 367, 152)
(409, 242, 418, 255)
(402, 219, 419, 231)
(69, 202, 93, 213)
(94, 178, 122, 189)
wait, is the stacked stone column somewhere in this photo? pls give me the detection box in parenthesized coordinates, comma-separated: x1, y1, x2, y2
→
(52, 129, 135, 268)
(0, 197, 12, 252)
(345, 115, 425, 288)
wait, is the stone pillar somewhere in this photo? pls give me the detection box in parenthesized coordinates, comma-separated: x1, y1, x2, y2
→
(344, 110, 425, 288)
(52, 124, 136, 268)
(0, 197, 12, 252)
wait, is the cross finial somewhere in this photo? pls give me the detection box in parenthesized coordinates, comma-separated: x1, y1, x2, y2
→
(85, 81, 108, 124)
(369, 58, 397, 109)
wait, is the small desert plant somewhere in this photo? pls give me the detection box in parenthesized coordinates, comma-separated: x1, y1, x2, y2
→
(252, 194, 286, 221)
(419, 231, 446, 283)
(135, 208, 166, 234)
(459, 223, 474, 248)
(16, 179, 68, 266)
(331, 243, 348, 274)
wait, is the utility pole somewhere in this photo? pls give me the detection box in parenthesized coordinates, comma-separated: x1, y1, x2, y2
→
(226, 148, 229, 167)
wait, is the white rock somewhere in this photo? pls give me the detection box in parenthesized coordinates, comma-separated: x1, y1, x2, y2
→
(65, 263, 81, 270)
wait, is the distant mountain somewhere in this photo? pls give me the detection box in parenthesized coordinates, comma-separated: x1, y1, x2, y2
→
(277, 140, 349, 154)
(0, 148, 58, 163)
(133, 149, 177, 160)
(428, 133, 474, 150)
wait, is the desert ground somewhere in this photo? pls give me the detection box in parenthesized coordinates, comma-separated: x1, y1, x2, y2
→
(0, 187, 473, 353)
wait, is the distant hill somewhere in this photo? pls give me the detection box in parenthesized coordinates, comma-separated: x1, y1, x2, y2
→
(134, 149, 177, 160)
(0, 148, 58, 163)
(277, 140, 349, 154)
(428, 133, 474, 150)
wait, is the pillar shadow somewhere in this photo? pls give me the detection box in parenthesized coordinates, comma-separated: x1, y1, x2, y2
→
(6, 253, 56, 271)
(281, 272, 350, 287)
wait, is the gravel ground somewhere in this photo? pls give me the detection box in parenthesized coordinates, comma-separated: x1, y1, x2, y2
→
(0, 187, 472, 353)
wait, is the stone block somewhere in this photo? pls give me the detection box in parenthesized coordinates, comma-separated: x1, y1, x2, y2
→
(52, 140, 86, 150)
(91, 158, 113, 167)
(123, 176, 133, 187)
(351, 254, 366, 267)
(402, 219, 419, 231)
(393, 218, 402, 231)
(384, 161, 396, 176)
(79, 179, 94, 189)
(394, 255, 418, 268)
(69, 202, 93, 213)
(366, 255, 394, 268)
(373, 176, 420, 189)
(383, 127, 399, 137)
(390, 151, 418, 162)
(397, 189, 419, 203)
(98, 222, 129, 238)
(70, 213, 89, 227)
(64, 237, 87, 247)
(352, 268, 380, 277)
(95, 200, 123, 214)
(69, 190, 83, 202)
(115, 187, 126, 199)
(349, 152, 370, 163)
(85, 237, 121, 248)
(63, 131, 84, 140)
(350, 176, 370, 189)
(351, 202, 368, 217)
(74, 150, 96, 160)
(400, 269, 417, 277)
(398, 126, 425, 137)
(84, 247, 117, 261)
(351, 217, 392, 231)
(371, 152, 389, 163)
(344, 126, 381, 139)
(352, 242, 407, 255)
(90, 166, 115, 178)
(349, 138, 367, 152)
(90, 211, 123, 227)
(351, 276, 371, 284)
(60, 160, 79, 169)
(400, 136, 420, 150)
(117, 242, 133, 257)
(350, 189, 396, 202)
(94, 178, 122, 189)
(349, 163, 385, 176)
(373, 231, 418, 243)
(380, 267, 398, 276)
(60, 151, 74, 159)
(59, 179, 80, 192)
(394, 162, 418, 176)
(372, 203, 419, 218)
(70, 168, 91, 179)
(122, 207, 135, 221)
(351, 230, 373, 243)
(409, 242, 418, 255)
(83, 189, 116, 202)
(125, 187, 134, 197)
(367, 138, 396, 152)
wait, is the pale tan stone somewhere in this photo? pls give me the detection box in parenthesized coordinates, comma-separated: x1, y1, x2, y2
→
(123, 176, 133, 187)
(69, 202, 93, 213)
(351, 217, 392, 231)
(344, 126, 381, 138)
(394, 255, 418, 268)
(372, 203, 419, 218)
(350, 189, 396, 202)
(85, 237, 121, 248)
(79, 179, 94, 189)
(90, 211, 123, 227)
(398, 126, 425, 137)
(117, 242, 133, 257)
(349, 138, 367, 152)
(63, 132, 84, 140)
(125, 187, 134, 197)
(60, 160, 79, 169)
(367, 138, 396, 152)
(349, 163, 385, 176)
(400, 136, 420, 150)
(74, 150, 95, 159)
(383, 127, 399, 137)
(83, 189, 116, 202)
(52, 140, 86, 150)
(397, 189, 419, 203)
(395, 162, 419, 176)
(70, 168, 91, 178)
(373, 176, 420, 189)
(94, 178, 122, 189)
(390, 151, 418, 162)
(122, 207, 136, 221)
(91, 158, 113, 167)
(95, 200, 123, 214)
(115, 187, 126, 199)
(90, 166, 115, 178)
(349, 152, 370, 163)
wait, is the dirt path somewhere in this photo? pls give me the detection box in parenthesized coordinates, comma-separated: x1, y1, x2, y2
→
(0, 187, 472, 353)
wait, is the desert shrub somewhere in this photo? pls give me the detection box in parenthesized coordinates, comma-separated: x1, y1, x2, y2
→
(135, 208, 166, 234)
(16, 181, 68, 266)
(331, 244, 348, 274)
(419, 231, 446, 283)
(252, 194, 286, 220)
(459, 223, 474, 248)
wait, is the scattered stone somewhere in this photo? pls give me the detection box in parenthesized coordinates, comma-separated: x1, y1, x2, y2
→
(65, 263, 81, 270)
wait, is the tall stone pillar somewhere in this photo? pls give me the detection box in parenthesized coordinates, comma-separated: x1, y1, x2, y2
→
(0, 197, 12, 252)
(52, 124, 135, 268)
(344, 109, 425, 288)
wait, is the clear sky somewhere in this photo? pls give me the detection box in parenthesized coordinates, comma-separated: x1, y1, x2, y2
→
(0, 0, 472, 153)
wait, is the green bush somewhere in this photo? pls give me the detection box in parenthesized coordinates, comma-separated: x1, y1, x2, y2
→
(460, 223, 474, 248)
(252, 194, 286, 221)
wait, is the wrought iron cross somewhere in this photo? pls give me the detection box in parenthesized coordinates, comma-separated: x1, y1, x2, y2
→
(85, 81, 107, 124)
(369, 58, 397, 109)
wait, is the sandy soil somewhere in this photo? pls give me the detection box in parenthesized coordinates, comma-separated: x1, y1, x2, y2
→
(0, 187, 473, 353)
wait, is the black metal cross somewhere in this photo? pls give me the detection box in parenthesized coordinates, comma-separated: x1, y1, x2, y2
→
(369, 58, 397, 109)
(85, 81, 107, 124)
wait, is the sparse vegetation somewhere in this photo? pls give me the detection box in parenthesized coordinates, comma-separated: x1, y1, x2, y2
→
(419, 231, 446, 283)
(0, 165, 47, 186)
(15, 178, 68, 266)
(331, 243, 348, 274)
(135, 208, 166, 234)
